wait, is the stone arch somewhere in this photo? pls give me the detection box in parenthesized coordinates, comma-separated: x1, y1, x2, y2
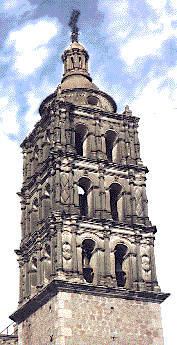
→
(77, 233, 102, 285)
(109, 182, 123, 221)
(42, 183, 51, 219)
(30, 197, 38, 233)
(29, 256, 37, 296)
(82, 238, 96, 283)
(105, 129, 118, 162)
(41, 243, 52, 285)
(110, 237, 134, 289)
(78, 177, 93, 217)
(31, 144, 38, 175)
(77, 232, 102, 249)
(74, 123, 90, 157)
(42, 129, 50, 160)
(114, 243, 128, 287)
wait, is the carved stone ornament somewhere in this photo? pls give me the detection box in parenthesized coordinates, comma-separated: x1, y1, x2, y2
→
(62, 241, 72, 260)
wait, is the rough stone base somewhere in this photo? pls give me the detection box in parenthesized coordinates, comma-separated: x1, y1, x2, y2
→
(17, 290, 164, 345)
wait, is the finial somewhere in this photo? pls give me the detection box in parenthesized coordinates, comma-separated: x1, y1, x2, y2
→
(69, 9, 81, 43)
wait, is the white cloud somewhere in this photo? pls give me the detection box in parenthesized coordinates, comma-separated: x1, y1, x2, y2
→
(7, 19, 59, 75)
(98, 0, 130, 42)
(121, 8, 177, 66)
(145, 0, 167, 11)
(171, 0, 177, 10)
(25, 93, 40, 131)
(0, 96, 19, 134)
(15, 47, 48, 75)
(167, 64, 177, 82)
(112, 0, 128, 15)
(121, 35, 161, 65)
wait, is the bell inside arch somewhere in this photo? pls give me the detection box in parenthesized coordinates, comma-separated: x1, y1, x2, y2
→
(115, 244, 127, 287)
(82, 239, 95, 283)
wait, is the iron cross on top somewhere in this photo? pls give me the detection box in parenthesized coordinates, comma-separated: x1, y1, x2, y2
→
(69, 10, 81, 42)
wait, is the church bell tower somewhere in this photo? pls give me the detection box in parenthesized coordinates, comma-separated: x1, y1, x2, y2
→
(10, 11, 169, 345)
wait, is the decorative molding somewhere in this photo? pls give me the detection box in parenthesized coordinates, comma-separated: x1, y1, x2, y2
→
(10, 278, 170, 324)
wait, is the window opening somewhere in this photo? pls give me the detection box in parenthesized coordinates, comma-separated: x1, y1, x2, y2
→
(114, 244, 127, 287)
(105, 130, 117, 162)
(75, 124, 87, 156)
(71, 56, 74, 69)
(87, 95, 98, 106)
(78, 177, 91, 216)
(109, 183, 122, 221)
(82, 239, 95, 283)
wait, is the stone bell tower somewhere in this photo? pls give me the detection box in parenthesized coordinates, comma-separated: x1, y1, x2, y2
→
(10, 11, 169, 345)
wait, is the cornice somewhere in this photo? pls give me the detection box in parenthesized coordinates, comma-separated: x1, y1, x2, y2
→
(21, 98, 140, 148)
(10, 279, 170, 324)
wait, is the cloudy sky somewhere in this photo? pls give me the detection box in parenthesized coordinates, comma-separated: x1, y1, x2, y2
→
(0, 0, 176, 343)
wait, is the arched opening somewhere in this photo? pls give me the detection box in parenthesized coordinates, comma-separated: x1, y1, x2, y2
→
(109, 183, 122, 221)
(114, 244, 127, 287)
(42, 244, 52, 285)
(43, 129, 50, 160)
(82, 239, 95, 283)
(75, 124, 88, 156)
(71, 56, 74, 69)
(43, 183, 51, 218)
(87, 95, 99, 106)
(29, 257, 37, 295)
(105, 130, 117, 162)
(78, 177, 92, 216)
(31, 145, 38, 175)
(31, 198, 38, 233)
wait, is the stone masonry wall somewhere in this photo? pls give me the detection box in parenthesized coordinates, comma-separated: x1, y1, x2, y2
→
(18, 291, 164, 345)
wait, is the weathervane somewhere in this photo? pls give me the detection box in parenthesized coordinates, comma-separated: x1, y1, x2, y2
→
(69, 10, 81, 43)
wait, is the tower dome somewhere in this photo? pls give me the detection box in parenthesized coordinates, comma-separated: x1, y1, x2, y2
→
(58, 38, 117, 113)
(39, 10, 117, 115)
(61, 40, 96, 90)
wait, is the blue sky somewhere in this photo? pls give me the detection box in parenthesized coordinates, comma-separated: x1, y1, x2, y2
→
(0, 1, 176, 343)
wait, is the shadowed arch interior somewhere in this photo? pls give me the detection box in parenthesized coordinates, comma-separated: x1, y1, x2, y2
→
(82, 239, 95, 283)
(109, 183, 122, 221)
(114, 244, 127, 287)
(75, 123, 88, 156)
(105, 130, 117, 162)
(78, 177, 92, 216)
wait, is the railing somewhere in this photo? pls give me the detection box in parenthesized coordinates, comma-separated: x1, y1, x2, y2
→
(0, 322, 16, 336)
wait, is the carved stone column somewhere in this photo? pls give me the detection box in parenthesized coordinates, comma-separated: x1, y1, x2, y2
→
(25, 191, 30, 236)
(71, 215, 78, 273)
(18, 258, 24, 303)
(24, 260, 30, 299)
(129, 252, 137, 290)
(54, 161, 61, 212)
(149, 235, 159, 292)
(103, 226, 115, 287)
(37, 126, 43, 166)
(141, 177, 149, 225)
(36, 238, 43, 289)
(129, 169, 137, 225)
(119, 122, 126, 164)
(50, 221, 56, 277)
(37, 177, 42, 223)
(95, 119, 102, 160)
(56, 216, 63, 272)
(98, 164, 106, 219)
(135, 233, 143, 290)
(21, 197, 26, 239)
